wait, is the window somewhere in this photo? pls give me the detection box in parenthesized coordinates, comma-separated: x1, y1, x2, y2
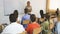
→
(46, 0, 60, 13)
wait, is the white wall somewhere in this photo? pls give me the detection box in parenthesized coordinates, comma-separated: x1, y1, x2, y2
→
(28, 0, 46, 17)
(0, 0, 46, 24)
(4, 0, 27, 15)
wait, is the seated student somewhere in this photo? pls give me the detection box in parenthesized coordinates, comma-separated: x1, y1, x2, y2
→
(41, 14, 52, 34)
(26, 14, 40, 34)
(21, 8, 30, 28)
(1, 14, 25, 34)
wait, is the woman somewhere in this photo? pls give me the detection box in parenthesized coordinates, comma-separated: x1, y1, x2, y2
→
(25, 1, 32, 14)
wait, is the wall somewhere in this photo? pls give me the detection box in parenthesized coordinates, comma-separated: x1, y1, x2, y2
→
(0, 0, 46, 24)
(28, 0, 46, 18)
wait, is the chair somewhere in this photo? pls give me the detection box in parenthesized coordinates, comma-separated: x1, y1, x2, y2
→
(23, 20, 30, 24)
(39, 18, 45, 22)
(20, 31, 27, 34)
(0, 24, 4, 33)
(33, 27, 42, 34)
(36, 17, 38, 22)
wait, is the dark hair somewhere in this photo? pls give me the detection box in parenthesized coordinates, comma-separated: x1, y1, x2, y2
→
(56, 8, 59, 16)
(24, 8, 28, 14)
(57, 8, 59, 11)
(27, 1, 30, 4)
(9, 14, 17, 23)
(40, 10, 44, 18)
(40, 10, 44, 14)
(13, 10, 18, 18)
(30, 14, 36, 22)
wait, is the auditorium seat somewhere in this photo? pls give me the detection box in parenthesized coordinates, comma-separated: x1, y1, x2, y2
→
(20, 31, 27, 34)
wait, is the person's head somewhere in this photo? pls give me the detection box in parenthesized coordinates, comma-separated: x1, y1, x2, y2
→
(57, 8, 59, 11)
(13, 10, 18, 17)
(27, 1, 30, 6)
(9, 14, 18, 23)
(40, 10, 44, 18)
(40, 10, 44, 15)
(30, 14, 36, 22)
(24, 8, 28, 14)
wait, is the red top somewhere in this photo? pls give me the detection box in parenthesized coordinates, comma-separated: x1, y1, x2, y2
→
(25, 22, 40, 34)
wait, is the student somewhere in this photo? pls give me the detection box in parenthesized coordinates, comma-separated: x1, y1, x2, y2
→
(26, 14, 40, 34)
(21, 8, 30, 28)
(41, 14, 52, 34)
(25, 1, 32, 14)
(37, 14, 46, 25)
(37, 17, 45, 25)
(1, 14, 25, 34)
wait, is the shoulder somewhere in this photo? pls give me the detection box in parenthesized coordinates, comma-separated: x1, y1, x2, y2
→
(28, 23, 32, 27)
(2, 24, 12, 32)
(35, 23, 39, 25)
(36, 23, 40, 26)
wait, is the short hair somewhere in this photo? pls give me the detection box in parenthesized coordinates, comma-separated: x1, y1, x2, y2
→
(9, 14, 17, 23)
(40, 10, 44, 15)
(40, 10, 44, 18)
(30, 14, 36, 22)
(24, 8, 28, 14)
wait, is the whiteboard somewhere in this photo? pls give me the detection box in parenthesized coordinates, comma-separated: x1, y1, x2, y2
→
(4, 0, 26, 16)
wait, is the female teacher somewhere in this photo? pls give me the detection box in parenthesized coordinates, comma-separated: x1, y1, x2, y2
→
(25, 1, 32, 14)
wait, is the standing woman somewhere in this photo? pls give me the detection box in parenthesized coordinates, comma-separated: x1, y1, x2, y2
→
(25, 1, 32, 14)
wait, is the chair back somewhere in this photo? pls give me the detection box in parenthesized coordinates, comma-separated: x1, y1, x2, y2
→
(33, 27, 42, 34)
(20, 31, 27, 34)
(23, 20, 30, 24)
